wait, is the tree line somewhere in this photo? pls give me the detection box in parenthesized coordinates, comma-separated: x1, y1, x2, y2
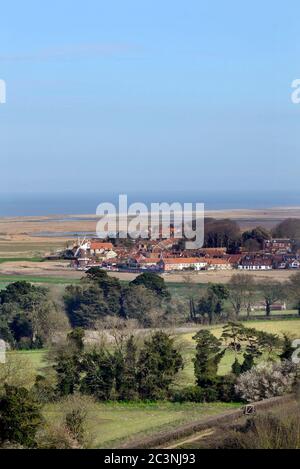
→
(1, 269, 300, 349)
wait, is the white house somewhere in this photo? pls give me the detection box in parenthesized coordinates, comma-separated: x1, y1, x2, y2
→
(159, 258, 208, 272)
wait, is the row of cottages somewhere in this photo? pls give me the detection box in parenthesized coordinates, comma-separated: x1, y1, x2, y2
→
(139, 257, 161, 269)
(159, 258, 208, 271)
(206, 258, 233, 270)
(238, 257, 273, 270)
(158, 257, 232, 272)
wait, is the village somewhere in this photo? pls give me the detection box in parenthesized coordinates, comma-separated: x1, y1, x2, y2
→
(67, 232, 300, 274)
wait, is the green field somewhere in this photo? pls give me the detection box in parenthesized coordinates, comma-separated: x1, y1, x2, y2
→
(0, 275, 80, 285)
(9, 349, 47, 371)
(0, 257, 43, 263)
(44, 401, 238, 448)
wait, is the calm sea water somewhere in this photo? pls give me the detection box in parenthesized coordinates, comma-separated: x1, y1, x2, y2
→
(0, 191, 300, 217)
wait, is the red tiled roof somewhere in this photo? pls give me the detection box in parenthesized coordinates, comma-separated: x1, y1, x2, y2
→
(206, 258, 230, 265)
(90, 242, 114, 250)
(240, 258, 273, 266)
(162, 257, 208, 265)
(199, 248, 227, 254)
(226, 255, 242, 264)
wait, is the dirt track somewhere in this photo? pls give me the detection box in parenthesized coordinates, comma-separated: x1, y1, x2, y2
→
(120, 395, 296, 449)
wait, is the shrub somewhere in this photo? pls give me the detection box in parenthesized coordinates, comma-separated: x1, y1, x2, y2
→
(235, 360, 298, 402)
(36, 423, 80, 449)
(221, 412, 300, 449)
(216, 375, 238, 402)
(32, 375, 57, 403)
(172, 386, 218, 403)
(55, 394, 95, 447)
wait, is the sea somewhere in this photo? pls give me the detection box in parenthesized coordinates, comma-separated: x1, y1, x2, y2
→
(0, 191, 300, 217)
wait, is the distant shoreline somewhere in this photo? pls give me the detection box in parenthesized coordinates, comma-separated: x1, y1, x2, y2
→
(1, 191, 300, 217)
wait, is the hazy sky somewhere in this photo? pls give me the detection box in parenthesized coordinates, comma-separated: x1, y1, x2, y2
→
(0, 1, 299, 194)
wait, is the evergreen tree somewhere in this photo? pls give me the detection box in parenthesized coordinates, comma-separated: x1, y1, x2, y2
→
(67, 328, 85, 352)
(0, 385, 43, 448)
(240, 353, 255, 373)
(280, 334, 295, 361)
(54, 350, 81, 396)
(118, 336, 139, 400)
(85, 268, 122, 315)
(231, 358, 242, 376)
(80, 349, 115, 400)
(131, 273, 170, 300)
(193, 330, 224, 387)
(137, 331, 183, 399)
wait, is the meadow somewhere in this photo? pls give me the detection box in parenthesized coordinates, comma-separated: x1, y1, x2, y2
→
(44, 400, 239, 448)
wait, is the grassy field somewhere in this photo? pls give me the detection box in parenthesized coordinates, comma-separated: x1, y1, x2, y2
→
(0, 257, 43, 263)
(9, 349, 47, 372)
(0, 275, 80, 285)
(0, 241, 65, 256)
(44, 400, 238, 448)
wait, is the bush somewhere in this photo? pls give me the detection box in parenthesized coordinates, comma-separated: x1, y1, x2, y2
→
(172, 386, 218, 403)
(32, 375, 57, 403)
(216, 375, 238, 402)
(57, 394, 95, 447)
(172, 374, 238, 404)
(221, 412, 300, 449)
(235, 360, 298, 402)
(36, 423, 80, 449)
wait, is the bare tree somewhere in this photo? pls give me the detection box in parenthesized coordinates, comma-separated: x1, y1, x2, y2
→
(259, 280, 286, 316)
(228, 273, 256, 317)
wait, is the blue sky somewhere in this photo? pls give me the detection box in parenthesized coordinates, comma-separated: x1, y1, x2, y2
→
(0, 1, 299, 194)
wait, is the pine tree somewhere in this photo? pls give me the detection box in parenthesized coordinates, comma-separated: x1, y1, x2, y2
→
(280, 334, 295, 361)
(80, 349, 115, 400)
(0, 385, 43, 448)
(118, 336, 139, 400)
(193, 330, 224, 387)
(137, 332, 183, 400)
